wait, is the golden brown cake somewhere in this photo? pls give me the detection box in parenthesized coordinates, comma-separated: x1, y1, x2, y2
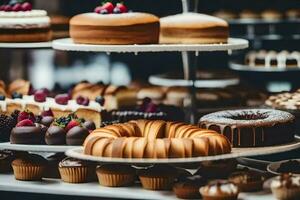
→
(50, 15, 70, 39)
(83, 120, 231, 158)
(261, 9, 283, 20)
(8, 79, 31, 96)
(70, 12, 160, 45)
(213, 10, 237, 21)
(159, 12, 229, 44)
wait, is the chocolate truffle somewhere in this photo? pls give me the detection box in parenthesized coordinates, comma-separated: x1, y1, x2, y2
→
(10, 126, 43, 144)
(66, 126, 89, 145)
(83, 120, 96, 131)
(40, 116, 54, 127)
(45, 126, 66, 145)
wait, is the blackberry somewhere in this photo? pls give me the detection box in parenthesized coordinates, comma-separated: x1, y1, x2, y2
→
(0, 114, 15, 142)
(10, 110, 20, 126)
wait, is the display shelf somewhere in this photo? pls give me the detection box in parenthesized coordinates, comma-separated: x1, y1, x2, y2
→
(0, 174, 275, 200)
(267, 159, 300, 175)
(230, 62, 300, 73)
(66, 136, 300, 165)
(52, 38, 248, 53)
(149, 74, 239, 88)
(229, 18, 300, 25)
(0, 41, 52, 49)
(0, 142, 78, 153)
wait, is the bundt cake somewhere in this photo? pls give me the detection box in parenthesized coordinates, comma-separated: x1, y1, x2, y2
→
(83, 120, 231, 158)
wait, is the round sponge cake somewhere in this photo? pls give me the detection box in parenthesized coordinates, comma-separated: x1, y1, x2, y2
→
(160, 12, 229, 44)
(70, 12, 160, 45)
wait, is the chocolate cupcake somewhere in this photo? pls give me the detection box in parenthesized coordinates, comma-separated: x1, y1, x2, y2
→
(173, 175, 207, 199)
(96, 164, 136, 187)
(58, 157, 95, 183)
(11, 153, 47, 181)
(228, 168, 264, 192)
(271, 173, 300, 200)
(200, 180, 239, 200)
(45, 125, 66, 145)
(44, 153, 65, 179)
(66, 126, 89, 145)
(0, 150, 14, 173)
(195, 159, 237, 179)
(138, 165, 177, 190)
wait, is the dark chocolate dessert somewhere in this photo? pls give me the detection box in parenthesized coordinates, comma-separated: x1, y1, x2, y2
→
(66, 126, 89, 145)
(278, 160, 300, 174)
(45, 126, 66, 145)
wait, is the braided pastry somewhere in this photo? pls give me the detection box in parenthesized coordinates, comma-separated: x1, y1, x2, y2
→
(83, 120, 231, 158)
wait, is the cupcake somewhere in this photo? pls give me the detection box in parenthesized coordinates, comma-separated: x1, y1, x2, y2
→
(271, 173, 300, 200)
(11, 153, 47, 181)
(200, 180, 239, 200)
(173, 175, 207, 199)
(228, 168, 264, 192)
(0, 150, 14, 173)
(44, 153, 65, 179)
(96, 164, 136, 187)
(138, 165, 177, 190)
(58, 157, 95, 183)
(195, 159, 237, 179)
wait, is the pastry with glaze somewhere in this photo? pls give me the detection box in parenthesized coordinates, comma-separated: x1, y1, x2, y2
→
(200, 180, 239, 200)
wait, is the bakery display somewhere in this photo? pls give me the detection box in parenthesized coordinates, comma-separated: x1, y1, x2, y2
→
(160, 12, 229, 44)
(0, 0, 52, 42)
(245, 50, 300, 69)
(96, 164, 136, 187)
(199, 109, 295, 147)
(200, 180, 239, 200)
(228, 168, 264, 192)
(271, 173, 300, 200)
(12, 153, 47, 181)
(173, 175, 207, 199)
(58, 157, 95, 183)
(70, 2, 159, 45)
(83, 120, 231, 158)
(277, 160, 300, 174)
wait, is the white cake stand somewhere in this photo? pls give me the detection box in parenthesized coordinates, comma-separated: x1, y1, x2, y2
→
(0, 41, 52, 49)
(230, 62, 300, 72)
(65, 136, 300, 165)
(0, 142, 78, 153)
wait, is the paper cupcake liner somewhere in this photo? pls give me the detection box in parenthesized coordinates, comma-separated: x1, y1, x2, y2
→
(272, 187, 300, 200)
(12, 165, 44, 181)
(173, 186, 201, 199)
(59, 166, 93, 183)
(139, 176, 175, 190)
(96, 172, 135, 187)
(201, 195, 238, 200)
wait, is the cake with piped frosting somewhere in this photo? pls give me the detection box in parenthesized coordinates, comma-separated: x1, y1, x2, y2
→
(0, 1, 51, 42)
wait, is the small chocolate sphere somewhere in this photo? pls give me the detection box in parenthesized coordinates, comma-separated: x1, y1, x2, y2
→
(45, 126, 66, 145)
(83, 120, 96, 131)
(10, 126, 43, 144)
(66, 126, 89, 145)
(40, 116, 54, 127)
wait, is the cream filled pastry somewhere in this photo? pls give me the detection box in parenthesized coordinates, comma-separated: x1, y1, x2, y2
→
(0, 1, 52, 42)
(160, 12, 229, 44)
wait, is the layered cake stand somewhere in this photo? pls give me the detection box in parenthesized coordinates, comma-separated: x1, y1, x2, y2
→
(0, 41, 52, 49)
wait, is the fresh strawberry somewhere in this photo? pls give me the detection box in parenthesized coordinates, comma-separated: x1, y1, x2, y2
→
(12, 3, 21, 11)
(65, 120, 80, 132)
(76, 96, 89, 106)
(102, 2, 114, 13)
(116, 3, 127, 13)
(94, 6, 102, 13)
(16, 119, 34, 127)
(41, 109, 54, 117)
(21, 2, 32, 11)
(17, 110, 35, 123)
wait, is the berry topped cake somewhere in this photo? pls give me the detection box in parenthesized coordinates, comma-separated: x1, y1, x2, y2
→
(0, 0, 51, 42)
(70, 2, 159, 44)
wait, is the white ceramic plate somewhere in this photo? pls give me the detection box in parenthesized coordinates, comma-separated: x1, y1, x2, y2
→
(267, 159, 300, 175)
(0, 41, 52, 49)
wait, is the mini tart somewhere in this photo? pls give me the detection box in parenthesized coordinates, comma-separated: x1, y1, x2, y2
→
(271, 173, 300, 200)
(11, 153, 47, 181)
(70, 12, 160, 45)
(0, 150, 14, 173)
(228, 169, 264, 192)
(138, 165, 177, 190)
(200, 180, 239, 200)
(58, 157, 95, 183)
(159, 12, 228, 44)
(96, 164, 136, 187)
(173, 175, 207, 199)
(195, 159, 237, 179)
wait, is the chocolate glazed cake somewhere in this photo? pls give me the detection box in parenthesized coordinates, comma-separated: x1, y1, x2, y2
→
(199, 109, 295, 147)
